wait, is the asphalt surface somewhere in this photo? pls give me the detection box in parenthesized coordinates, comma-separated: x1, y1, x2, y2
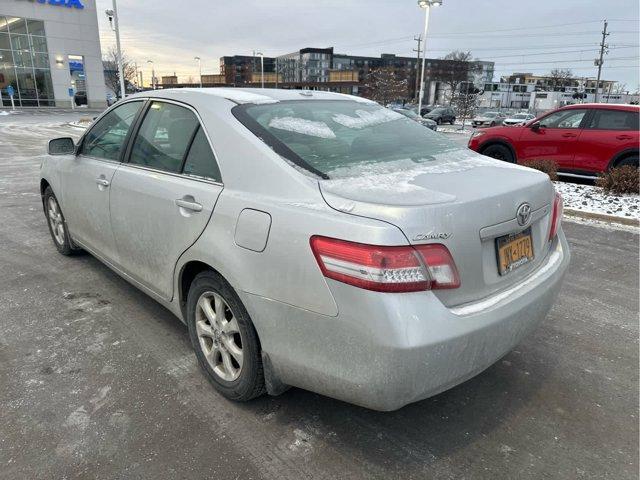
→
(1, 110, 638, 480)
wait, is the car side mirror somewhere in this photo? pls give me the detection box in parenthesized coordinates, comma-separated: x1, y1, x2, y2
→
(530, 122, 541, 132)
(48, 137, 76, 155)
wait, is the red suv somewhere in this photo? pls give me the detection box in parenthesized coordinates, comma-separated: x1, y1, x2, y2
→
(468, 104, 639, 176)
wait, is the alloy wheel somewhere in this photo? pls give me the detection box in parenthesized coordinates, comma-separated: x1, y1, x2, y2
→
(195, 291, 244, 382)
(47, 196, 65, 246)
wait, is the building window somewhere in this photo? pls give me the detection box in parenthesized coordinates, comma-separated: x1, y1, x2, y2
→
(0, 16, 53, 107)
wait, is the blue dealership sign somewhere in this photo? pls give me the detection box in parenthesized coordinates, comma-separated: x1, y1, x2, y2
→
(26, 0, 85, 10)
(6, 85, 15, 98)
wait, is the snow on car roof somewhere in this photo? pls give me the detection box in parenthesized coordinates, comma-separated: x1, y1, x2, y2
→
(154, 88, 373, 105)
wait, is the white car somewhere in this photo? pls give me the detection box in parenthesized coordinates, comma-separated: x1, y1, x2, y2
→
(503, 112, 536, 126)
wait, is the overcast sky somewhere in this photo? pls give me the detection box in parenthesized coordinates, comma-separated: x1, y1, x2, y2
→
(96, 0, 640, 90)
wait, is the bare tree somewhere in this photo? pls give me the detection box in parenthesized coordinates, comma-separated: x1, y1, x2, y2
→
(548, 68, 573, 91)
(363, 67, 409, 105)
(611, 82, 627, 94)
(102, 47, 138, 97)
(451, 82, 480, 129)
(434, 51, 480, 105)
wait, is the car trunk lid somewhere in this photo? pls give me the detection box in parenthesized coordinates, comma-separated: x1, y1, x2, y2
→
(319, 150, 555, 307)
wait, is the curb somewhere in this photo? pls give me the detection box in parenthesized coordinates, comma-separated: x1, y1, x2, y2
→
(564, 208, 639, 227)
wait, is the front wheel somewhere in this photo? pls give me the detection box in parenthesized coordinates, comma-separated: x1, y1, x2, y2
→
(187, 271, 265, 402)
(481, 144, 515, 163)
(43, 187, 79, 255)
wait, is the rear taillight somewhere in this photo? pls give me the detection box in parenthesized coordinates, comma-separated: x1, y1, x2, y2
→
(309, 236, 460, 293)
(549, 192, 563, 241)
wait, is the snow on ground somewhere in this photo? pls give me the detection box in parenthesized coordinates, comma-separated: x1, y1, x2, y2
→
(554, 181, 639, 220)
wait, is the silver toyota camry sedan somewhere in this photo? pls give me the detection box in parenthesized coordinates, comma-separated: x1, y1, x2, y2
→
(41, 88, 570, 411)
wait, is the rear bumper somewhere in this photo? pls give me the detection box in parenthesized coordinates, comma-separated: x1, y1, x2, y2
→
(241, 232, 570, 411)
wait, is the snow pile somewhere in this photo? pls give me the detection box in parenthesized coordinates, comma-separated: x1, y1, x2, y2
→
(332, 108, 403, 129)
(269, 117, 336, 139)
(554, 181, 639, 219)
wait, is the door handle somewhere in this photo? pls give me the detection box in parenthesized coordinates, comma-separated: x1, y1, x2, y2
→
(616, 135, 633, 140)
(175, 198, 203, 212)
(561, 133, 577, 138)
(95, 178, 110, 187)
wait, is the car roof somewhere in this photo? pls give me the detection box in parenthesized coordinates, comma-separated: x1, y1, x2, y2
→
(561, 103, 639, 111)
(126, 87, 377, 106)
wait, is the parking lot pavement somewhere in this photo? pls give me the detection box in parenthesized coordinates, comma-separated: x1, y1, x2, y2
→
(1, 111, 638, 480)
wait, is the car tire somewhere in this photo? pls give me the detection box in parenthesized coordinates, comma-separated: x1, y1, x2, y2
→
(187, 271, 266, 402)
(436, 118, 441, 125)
(481, 144, 515, 163)
(450, 118, 455, 125)
(43, 186, 80, 256)
(490, 121, 496, 127)
(616, 156, 639, 168)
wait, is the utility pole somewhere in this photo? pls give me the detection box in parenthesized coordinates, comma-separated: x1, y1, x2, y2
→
(111, 0, 126, 99)
(413, 34, 422, 103)
(275, 57, 278, 89)
(594, 19, 609, 103)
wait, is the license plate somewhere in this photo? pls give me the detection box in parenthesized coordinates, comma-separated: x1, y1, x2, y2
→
(496, 228, 534, 276)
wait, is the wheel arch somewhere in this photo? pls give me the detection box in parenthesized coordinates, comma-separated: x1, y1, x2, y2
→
(608, 148, 639, 169)
(40, 178, 51, 196)
(478, 139, 517, 162)
(178, 260, 220, 320)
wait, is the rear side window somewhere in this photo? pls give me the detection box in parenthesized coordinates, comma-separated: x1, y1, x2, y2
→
(182, 127, 222, 182)
(587, 109, 639, 131)
(81, 101, 142, 161)
(129, 101, 199, 173)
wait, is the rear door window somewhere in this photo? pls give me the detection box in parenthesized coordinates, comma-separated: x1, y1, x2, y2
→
(587, 109, 639, 131)
(81, 101, 143, 161)
(129, 101, 199, 173)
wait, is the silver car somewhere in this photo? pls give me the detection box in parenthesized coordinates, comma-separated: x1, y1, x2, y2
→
(41, 88, 570, 411)
(472, 111, 507, 127)
(503, 112, 536, 126)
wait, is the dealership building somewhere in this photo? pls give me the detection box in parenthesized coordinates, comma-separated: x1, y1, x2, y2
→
(0, 0, 105, 108)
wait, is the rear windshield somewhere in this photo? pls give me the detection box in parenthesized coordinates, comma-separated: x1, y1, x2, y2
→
(234, 100, 459, 179)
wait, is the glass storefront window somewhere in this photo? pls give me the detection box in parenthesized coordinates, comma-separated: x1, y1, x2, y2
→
(32, 53, 49, 69)
(6, 17, 27, 34)
(30, 35, 47, 52)
(26, 20, 45, 36)
(0, 32, 9, 50)
(0, 15, 54, 107)
(12, 49, 32, 68)
(10, 33, 30, 51)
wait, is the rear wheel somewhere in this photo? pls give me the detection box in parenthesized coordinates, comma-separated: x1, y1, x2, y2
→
(187, 271, 265, 402)
(615, 155, 639, 168)
(482, 144, 515, 163)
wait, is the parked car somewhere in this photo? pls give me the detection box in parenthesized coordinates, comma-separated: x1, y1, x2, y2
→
(472, 111, 507, 127)
(468, 103, 639, 176)
(73, 91, 87, 106)
(41, 88, 569, 411)
(424, 106, 456, 124)
(503, 112, 536, 126)
(392, 107, 438, 130)
(419, 104, 438, 116)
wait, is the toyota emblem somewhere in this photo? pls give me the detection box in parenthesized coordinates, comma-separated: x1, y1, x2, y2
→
(516, 203, 532, 226)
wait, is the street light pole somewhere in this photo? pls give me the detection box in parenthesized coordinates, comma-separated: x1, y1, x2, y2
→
(147, 60, 155, 90)
(194, 56, 202, 88)
(417, 0, 442, 116)
(106, 0, 126, 100)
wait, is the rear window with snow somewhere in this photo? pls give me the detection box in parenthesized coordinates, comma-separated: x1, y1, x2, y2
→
(233, 100, 460, 178)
